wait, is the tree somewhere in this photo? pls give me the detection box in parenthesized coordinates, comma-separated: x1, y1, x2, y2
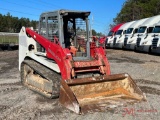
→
(92, 29, 97, 36)
(0, 13, 38, 32)
(113, 0, 160, 25)
(97, 32, 105, 37)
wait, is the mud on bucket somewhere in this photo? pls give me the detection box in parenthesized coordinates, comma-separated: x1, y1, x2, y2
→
(59, 73, 146, 114)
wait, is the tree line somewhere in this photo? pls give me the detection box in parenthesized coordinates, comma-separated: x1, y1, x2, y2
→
(0, 12, 103, 36)
(92, 29, 104, 36)
(0, 12, 38, 33)
(113, 0, 160, 25)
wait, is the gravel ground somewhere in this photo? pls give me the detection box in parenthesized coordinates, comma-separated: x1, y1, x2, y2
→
(0, 49, 160, 120)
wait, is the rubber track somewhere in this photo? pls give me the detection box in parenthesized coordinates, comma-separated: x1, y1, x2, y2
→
(21, 59, 61, 98)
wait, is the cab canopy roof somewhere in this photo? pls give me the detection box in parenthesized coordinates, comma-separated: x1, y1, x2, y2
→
(40, 9, 91, 18)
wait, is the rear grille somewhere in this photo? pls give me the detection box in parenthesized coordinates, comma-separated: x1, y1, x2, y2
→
(136, 38, 141, 47)
(113, 38, 117, 45)
(124, 37, 128, 46)
(152, 38, 159, 48)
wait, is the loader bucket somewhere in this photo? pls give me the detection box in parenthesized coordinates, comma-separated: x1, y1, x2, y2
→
(59, 73, 146, 114)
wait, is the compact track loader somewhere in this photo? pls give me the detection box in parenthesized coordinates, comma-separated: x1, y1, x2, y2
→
(19, 9, 146, 114)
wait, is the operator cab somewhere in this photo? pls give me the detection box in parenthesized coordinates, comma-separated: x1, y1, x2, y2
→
(38, 9, 91, 59)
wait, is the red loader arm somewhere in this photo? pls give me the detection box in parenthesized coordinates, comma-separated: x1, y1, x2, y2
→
(26, 28, 73, 80)
(26, 28, 110, 80)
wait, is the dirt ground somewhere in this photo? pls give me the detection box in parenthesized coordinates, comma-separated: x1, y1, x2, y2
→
(0, 49, 160, 120)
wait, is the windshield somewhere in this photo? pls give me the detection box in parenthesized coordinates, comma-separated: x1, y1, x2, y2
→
(126, 28, 133, 34)
(152, 26, 160, 33)
(107, 31, 114, 36)
(137, 26, 147, 33)
(116, 30, 123, 35)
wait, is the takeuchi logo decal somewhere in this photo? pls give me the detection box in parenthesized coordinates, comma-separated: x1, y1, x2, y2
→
(48, 48, 61, 62)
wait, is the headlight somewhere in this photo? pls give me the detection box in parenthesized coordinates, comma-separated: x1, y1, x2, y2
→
(142, 41, 148, 45)
(131, 34, 134, 38)
(109, 40, 113, 43)
(129, 40, 133, 43)
(144, 35, 148, 39)
(117, 40, 122, 42)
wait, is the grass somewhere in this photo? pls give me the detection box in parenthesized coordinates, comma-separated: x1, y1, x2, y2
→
(0, 35, 18, 44)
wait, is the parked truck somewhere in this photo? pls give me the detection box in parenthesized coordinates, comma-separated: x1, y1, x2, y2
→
(151, 22, 160, 54)
(123, 18, 149, 50)
(113, 21, 135, 49)
(135, 15, 160, 52)
(105, 23, 124, 48)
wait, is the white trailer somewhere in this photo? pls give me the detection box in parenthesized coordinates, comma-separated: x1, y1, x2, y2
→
(135, 15, 160, 52)
(113, 21, 135, 49)
(123, 18, 148, 50)
(151, 22, 160, 54)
